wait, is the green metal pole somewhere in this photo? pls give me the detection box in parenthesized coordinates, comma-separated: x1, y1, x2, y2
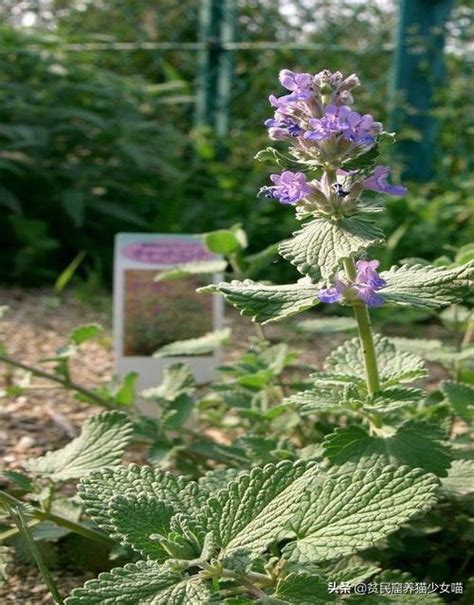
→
(196, 0, 227, 132)
(389, 0, 453, 182)
(216, 0, 234, 138)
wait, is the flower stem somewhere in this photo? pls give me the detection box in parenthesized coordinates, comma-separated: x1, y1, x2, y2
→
(343, 257, 381, 397)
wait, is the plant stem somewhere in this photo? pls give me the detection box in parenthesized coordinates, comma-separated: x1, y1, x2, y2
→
(10, 506, 64, 604)
(343, 257, 381, 397)
(0, 490, 114, 546)
(0, 353, 113, 408)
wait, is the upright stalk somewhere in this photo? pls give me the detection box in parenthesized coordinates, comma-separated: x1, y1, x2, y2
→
(343, 257, 381, 396)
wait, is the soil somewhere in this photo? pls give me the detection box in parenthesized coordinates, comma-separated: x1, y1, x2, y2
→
(0, 286, 450, 603)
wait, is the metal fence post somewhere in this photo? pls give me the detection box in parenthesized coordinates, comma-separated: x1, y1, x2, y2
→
(195, 0, 233, 137)
(389, 0, 453, 181)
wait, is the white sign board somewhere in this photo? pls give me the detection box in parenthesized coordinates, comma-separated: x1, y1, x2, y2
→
(113, 233, 224, 392)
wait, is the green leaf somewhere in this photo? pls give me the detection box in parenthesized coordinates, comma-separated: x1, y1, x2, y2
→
(115, 372, 138, 406)
(279, 216, 384, 279)
(64, 560, 210, 604)
(380, 262, 474, 309)
(108, 495, 175, 560)
(440, 380, 474, 422)
(296, 316, 357, 334)
(363, 387, 425, 412)
(282, 386, 347, 414)
(79, 464, 200, 535)
(322, 422, 452, 476)
(142, 363, 194, 401)
(69, 323, 103, 345)
(154, 259, 227, 282)
(282, 465, 438, 564)
(203, 228, 247, 255)
(200, 279, 320, 324)
(200, 460, 315, 558)
(317, 334, 427, 388)
(25, 412, 133, 481)
(153, 329, 230, 357)
(272, 572, 335, 604)
(441, 459, 474, 497)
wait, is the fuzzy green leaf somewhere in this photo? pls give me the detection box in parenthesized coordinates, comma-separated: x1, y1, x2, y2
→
(153, 328, 230, 357)
(282, 465, 438, 564)
(64, 560, 210, 604)
(363, 387, 425, 412)
(25, 412, 133, 481)
(79, 464, 201, 534)
(200, 460, 316, 558)
(279, 216, 384, 279)
(322, 422, 451, 476)
(440, 380, 474, 422)
(441, 459, 474, 497)
(108, 496, 176, 560)
(200, 279, 320, 324)
(296, 316, 357, 334)
(272, 572, 335, 604)
(380, 262, 474, 309)
(318, 335, 427, 388)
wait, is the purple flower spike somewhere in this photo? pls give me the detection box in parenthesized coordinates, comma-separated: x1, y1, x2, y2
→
(363, 166, 407, 196)
(355, 260, 386, 289)
(259, 171, 311, 205)
(305, 104, 351, 141)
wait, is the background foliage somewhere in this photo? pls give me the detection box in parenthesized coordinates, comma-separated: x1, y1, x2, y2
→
(0, 0, 472, 284)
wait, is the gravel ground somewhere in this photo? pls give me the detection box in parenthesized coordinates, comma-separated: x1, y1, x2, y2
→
(0, 286, 446, 603)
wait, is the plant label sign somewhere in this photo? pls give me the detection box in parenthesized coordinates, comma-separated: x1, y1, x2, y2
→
(113, 233, 224, 393)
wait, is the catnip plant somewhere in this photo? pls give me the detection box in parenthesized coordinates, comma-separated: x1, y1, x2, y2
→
(15, 69, 473, 604)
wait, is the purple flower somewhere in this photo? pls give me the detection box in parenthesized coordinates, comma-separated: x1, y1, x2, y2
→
(363, 166, 407, 196)
(259, 171, 311, 205)
(265, 116, 303, 140)
(279, 69, 313, 92)
(342, 111, 380, 146)
(355, 260, 386, 289)
(318, 259, 386, 308)
(318, 278, 346, 303)
(304, 105, 351, 141)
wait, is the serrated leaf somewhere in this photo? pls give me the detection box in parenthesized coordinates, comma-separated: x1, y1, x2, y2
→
(25, 412, 133, 481)
(64, 560, 210, 604)
(441, 459, 474, 496)
(153, 329, 230, 357)
(318, 334, 427, 388)
(154, 259, 227, 282)
(69, 323, 103, 345)
(296, 316, 357, 334)
(282, 465, 438, 563)
(440, 380, 474, 422)
(108, 496, 175, 560)
(279, 216, 384, 279)
(380, 262, 474, 309)
(198, 468, 242, 495)
(272, 571, 335, 604)
(79, 464, 201, 535)
(200, 279, 320, 324)
(322, 422, 451, 476)
(200, 460, 316, 558)
(282, 385, 347, 414)
(363, 387, 424, 412)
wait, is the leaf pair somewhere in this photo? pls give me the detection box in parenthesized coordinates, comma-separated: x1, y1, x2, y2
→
(65, 461, 439, 603)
